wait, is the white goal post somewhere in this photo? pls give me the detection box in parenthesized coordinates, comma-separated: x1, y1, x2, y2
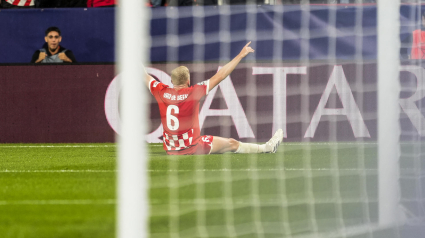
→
(377, 0, 402, 227)
(117, 0, 149, 238)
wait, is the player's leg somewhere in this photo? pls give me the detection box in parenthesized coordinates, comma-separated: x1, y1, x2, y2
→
(211, 129, 284, 154)
(210, 136, 240, 154)
(211, 136, 262, 154)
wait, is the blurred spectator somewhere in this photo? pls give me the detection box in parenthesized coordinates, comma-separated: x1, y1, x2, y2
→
(1, 0, 35, 8)
(168, 0, 216, 6)
(339, 0, 376, 2)
(37, 0, 87, 7)
(151, 0, 166, 7)
(401, 0, 425, 2)
(280, 0, 375, 3)
(87, 0, 116, 7)
(31, 27, 77, 63)
(226, 0, 265, 4)
(401, 11, 425, 60)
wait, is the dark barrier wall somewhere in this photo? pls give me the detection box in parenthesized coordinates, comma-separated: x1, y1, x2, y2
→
(0, 65, 115, 143)
(0, 5, 423, 63)
(1, 63, 424, 143)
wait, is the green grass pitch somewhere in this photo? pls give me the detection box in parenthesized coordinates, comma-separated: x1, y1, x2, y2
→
(0, 142, 407, 238)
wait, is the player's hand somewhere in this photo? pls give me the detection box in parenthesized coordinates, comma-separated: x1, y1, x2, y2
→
(38, 52, 46, 61)
(238, 41, 255, 58)
(59, 53, 72, 62)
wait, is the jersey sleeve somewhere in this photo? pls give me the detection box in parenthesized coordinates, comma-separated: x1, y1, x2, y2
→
(149, 78, 168, 95)
(194, 79, 210, 98)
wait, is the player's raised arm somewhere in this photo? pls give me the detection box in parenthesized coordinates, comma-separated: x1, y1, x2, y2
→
(208, 41, 255, 92)
(142, 65, 155, 88)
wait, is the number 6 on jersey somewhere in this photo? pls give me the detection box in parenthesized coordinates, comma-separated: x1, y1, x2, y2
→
(166, 105, 179, 131)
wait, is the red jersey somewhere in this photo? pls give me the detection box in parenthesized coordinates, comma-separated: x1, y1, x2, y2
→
(411, 29, 425, 59)
(5, 0, 34, 6)
(149, 78, 210, 154)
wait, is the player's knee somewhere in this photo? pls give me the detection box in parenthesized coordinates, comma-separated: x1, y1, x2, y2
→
(228, 138, 239, 151)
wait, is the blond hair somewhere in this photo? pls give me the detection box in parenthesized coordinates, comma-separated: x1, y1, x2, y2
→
(171, 66, 190, 86)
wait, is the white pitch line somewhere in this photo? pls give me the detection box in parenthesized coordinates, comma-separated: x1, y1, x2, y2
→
(4, 198, 419, 206)
(0, 170, 116, 173)
(282, 142, 378, 146)
(0, 145, 116, 148)
(149, 197, 379, 205)
(0, 144, 163, 148)
(153, 168, 379, 172)
(0, 143, 379, 148)
(1, 142, 424, 148)
(0, 168, 379, 173)
(0, 199, 116, 205)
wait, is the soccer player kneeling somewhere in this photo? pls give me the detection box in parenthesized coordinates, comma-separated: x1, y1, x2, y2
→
(146, 42, 283, 155)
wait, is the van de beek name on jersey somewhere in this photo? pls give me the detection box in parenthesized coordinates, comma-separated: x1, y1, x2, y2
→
(163, 93, 188, 101)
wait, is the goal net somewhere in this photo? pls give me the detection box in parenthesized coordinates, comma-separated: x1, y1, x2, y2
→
(118, 2, 425, 238)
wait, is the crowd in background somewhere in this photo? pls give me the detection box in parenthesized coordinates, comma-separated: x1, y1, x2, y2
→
(3, 0, 425, 10)
(6, 0, 425, 8)
(0, 0, 386, 8)
(0, 0, 116, 8)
